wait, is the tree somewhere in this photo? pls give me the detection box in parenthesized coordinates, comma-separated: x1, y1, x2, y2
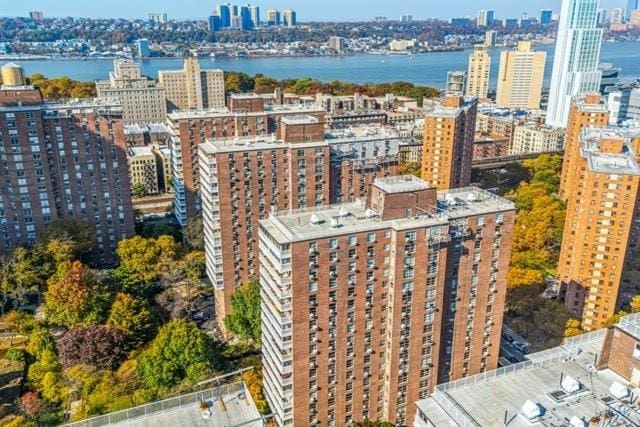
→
(241, 369, 269, 414)
(20, 392, 45, 420)
(398, 161, 421, 178)
(181, 251, 206, 282)
(132, 183, 148, 198)
(115, 235, 179, 284)
(630, 295, 640, 313)
(57, 326, 127, 370)
(602, 311, 628, 328)
(182, 218, 204, 250)
(40, 218, 96, 262)
(44, 261, 111, 327)
(27, 327, 62, 393)
(563, 319, 583, 338)
(107, 293, 155, 347)
(1, 247, 50, 310)
(136, 320, 217, 393)
(224, 280, 261, 342)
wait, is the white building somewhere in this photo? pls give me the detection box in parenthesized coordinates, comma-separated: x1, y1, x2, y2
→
(388, 39, 416, 51)
(510, 124, 565, 154)
(546, 0, 603, 128)
(611, 7, 624, 24)
(158, 57, 225, 112)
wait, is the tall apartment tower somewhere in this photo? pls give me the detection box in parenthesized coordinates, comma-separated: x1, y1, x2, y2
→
(259, 175, 515, 427)
(266, 8, 281, 25)
(199, 119, 404, 322)
(158, 57, 226, 112)
(0, 64, 134, 264)
(466, 45, 491, 100)
(546, 0, 603, 128)
(558, 125, 640, 330)
(283, 9, 296, 27)
(558, 93, 610, 199)
(95, 60, 167, 125)
(445, 71, 466, 97)
(627, 0, 640, 21)
(496, 41, 547, 110)
(422, 96, 478, 190)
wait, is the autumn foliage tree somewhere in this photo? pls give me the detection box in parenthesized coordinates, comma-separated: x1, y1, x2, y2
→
(57, 326, 127, 370)
(107, 293, 155, 348)
(44, 261, 110, 327)
(114, 235, 179, 285)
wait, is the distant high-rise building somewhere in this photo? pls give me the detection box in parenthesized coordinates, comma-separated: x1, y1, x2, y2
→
(484, 30, 497, 47)
(422, 96, 478, 190)
(29, 11, 44, 21)
(208, 12, 222, 32)
(0, 63, 134, 265)
(476, 9, 494, 26)
(466, 45, 491, 99)
(558, 95, 640, 330)
(374, 16, 388, 22)
(217, 4, 232, 27)
(136, 38, 150, 58)
(451, 17, 473, 26)
(627, 0, 639, 21)
(445, 71, 466, 96)
(95, 60, 167, 125)
(546, 0, 603, 128)
(400, 14, 413, 22)
(496, 41, 547, 109)
(249, 5, 260, 27)
(597, 8, 607, 25)
(611, 7, 624, 24)
(608, 87, 640, 124)
(158, 57, 225, 112)
(266, 8, 281, 26)
(503, 18, 519, 27)
(148, 12, 168, 23)
(240, 5, 252, 30)
(283, 8, 296, 27)
(539, 9, 553, 24)
(260, 175, 515, 427)
(328, 36, 346, 53)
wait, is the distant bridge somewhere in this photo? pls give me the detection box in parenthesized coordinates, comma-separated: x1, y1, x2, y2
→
(471, 150, 564, 169)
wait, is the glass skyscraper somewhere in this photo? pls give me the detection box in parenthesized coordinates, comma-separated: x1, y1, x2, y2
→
(627, 0, 639, 21)
(546, 0, 603, 128)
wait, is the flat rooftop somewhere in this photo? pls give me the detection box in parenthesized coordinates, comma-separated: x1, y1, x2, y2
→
(280, 114, 319, 125)
(261, 182, 514, 244)
(373, 175, 430, 194)
(66, 381, 264, 427)
(129, 146, 153, 157)
(580, 127, 640, 175)
(167, 104, 324, 120)
(425, 95, 477, 118)
(416, 329, 640, 426)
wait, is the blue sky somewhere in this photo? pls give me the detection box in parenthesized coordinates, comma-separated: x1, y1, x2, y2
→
(5, 0, 627, 21)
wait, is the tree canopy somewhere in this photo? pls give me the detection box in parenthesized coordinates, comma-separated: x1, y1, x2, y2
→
(107, 293, 155, 348)
(57, 326, 127, 370)
(224, 280, 261, 343)
(114, 235, 179, 284)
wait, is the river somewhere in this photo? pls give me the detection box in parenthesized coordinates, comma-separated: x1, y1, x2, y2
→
(8, 41, 640, 89)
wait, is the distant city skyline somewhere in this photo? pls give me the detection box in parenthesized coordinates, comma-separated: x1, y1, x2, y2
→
(6, 0, 628, 21)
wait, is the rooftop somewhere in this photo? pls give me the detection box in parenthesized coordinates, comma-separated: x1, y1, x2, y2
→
(167, 104, 324, 120)
(280, 114, 319, 125)
(129, 146, 153, 157)
(261, 182, 514, 244)
(425, 95, 477, 118)
(580, 127, 640, 175)
(416, 320, 640, 427)
(373, 175, 430, 194)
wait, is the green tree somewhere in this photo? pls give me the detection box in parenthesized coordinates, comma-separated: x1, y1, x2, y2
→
(115, 235, 179, 284)
(44, 261, 111, 327)
(136, 320, 218, 394)
(1, 247, 50, 310)
(132, 183, 148, 198)
(41, 218, 96, 263)
(107, 293, 155, 347)
(563, 319, 583, 338)
(630, 295, 640, 313)
(26, 327, 63, 395)
(182, 218, 204, 250)
(224, 280, 261, 343)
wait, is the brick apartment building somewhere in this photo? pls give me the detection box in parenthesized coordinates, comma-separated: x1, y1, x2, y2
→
(259, 175, 515, 426)
(199, 117, 407, 321)
(422, 96, 478, 190)
(0, 64, 134, 264)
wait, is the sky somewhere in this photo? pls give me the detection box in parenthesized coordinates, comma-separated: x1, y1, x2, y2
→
(4, 0, 628, 22)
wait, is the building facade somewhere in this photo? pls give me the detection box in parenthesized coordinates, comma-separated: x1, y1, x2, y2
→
(0, 66, 134, 264)
(259, 175, 515, 426)
(445, 71, 466, 97)
(422, 96, 478, 190)
(496, 41, 547, 110)
(158, 57, 225, 112)
(283, 9, 296, 27)
(466, 45, 491, 100)
(510, 124, 565, 154)
(558, 126, 640, 330)
(95, 60, 167, 125)
(546, 0, 603, 128)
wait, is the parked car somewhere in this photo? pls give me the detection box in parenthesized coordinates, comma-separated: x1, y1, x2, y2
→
(512, 340, 528, 353)
(501, 333, 514, 343)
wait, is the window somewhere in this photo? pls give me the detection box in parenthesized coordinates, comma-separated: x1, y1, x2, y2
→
(477, 216, 485, 226)
(367, 232, 376, 243)
(348, 235, 357, 246)
(634, 343, 640, 360)
(329, 238, 338, 249)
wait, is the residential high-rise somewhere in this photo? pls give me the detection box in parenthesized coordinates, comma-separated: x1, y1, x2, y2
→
(168, 95, 325, 225)
(95, 60, 167, 125)
(484, 30, 497, 47)
(466, 45, 491, 99)
(259, 175, 515, 426)
(208, 12, 222, 32)
(217, 4, 232, 27)
(445, 71, 466, 96)
(608, 86, 640, 125)
(546, 0, 603, 128)
(496, 41, 547, 110)
(558, 93, 609, 199)
(558, 124, 640, 330)
(266, 8, 281, 26)
(328, 36, 346, 53)
(136, 38, 150, 58)
(611, 7, 624, 24)
(476, 9, 494, 26)
(509, 123, 565, 154)
(148, 12, 168, 23)
(283, 9, 296, 27)
(422, 96, 478, 190)
(240, 5, 252, 30)
(400, 14, 413, 22)
(0, 64, 134, 265)
(158, 57, 226, 112)
(199, 120, 404, 322)
(627, 0, 640, 21)
(597, 8, 607, 25)
(539, 8, 553, 24)
(250, 5, 260, 27)
(29, 11, 44, 22)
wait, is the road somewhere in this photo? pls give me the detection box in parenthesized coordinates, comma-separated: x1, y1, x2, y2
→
(498, 325, 530, 366)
